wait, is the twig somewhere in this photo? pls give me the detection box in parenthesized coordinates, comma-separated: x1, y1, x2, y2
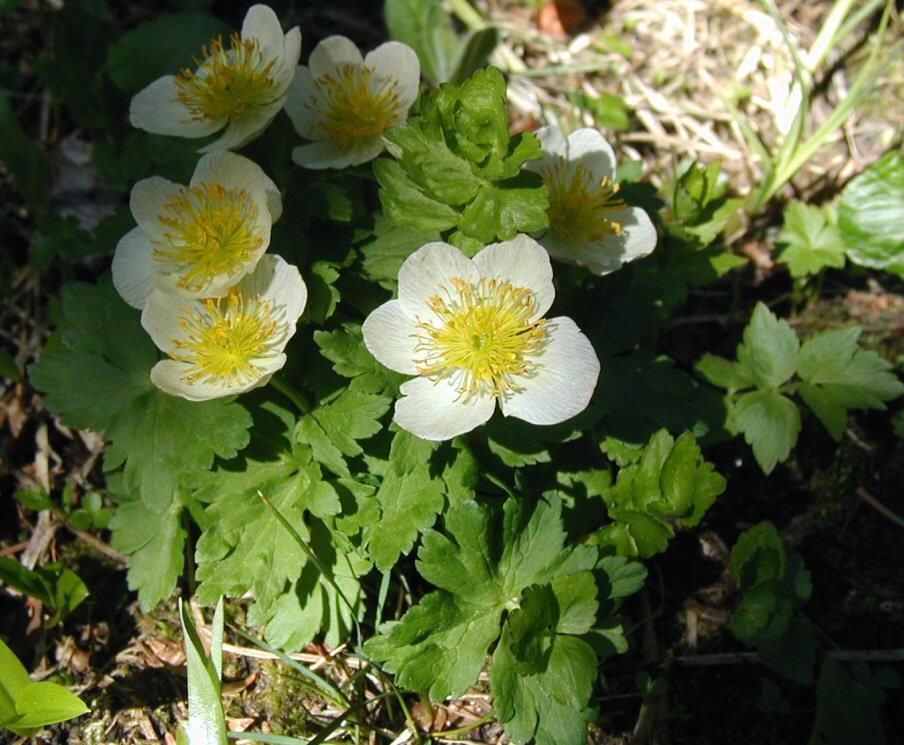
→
(856, 487, 904, 530)
(65, 525, 128, 564)
(672, 649, 904, 666)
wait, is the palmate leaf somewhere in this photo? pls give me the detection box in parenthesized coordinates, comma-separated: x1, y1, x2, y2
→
(365, 498, 596, 700)
(593, 430, 726, 558)
(366, 497, 610, 743)
(776, 201, 846, 278)
(28, 277, 252, 513)
(376, 67, 548, 253)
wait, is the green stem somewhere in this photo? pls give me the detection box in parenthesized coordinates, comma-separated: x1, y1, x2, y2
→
(447, 0, 486, 30)
(270, 375, 312, 414)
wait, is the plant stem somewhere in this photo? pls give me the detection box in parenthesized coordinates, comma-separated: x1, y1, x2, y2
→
(447, 0, 486, 30)
(271, 375, 312, 414)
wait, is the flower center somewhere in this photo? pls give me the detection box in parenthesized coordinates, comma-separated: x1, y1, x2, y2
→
(153, 183, 264, 293)
(414, 277, 548, 401)
(171, 289, 283, 386)
(312, 64, 403, 147)
(544, 159, 626, 243)
(175, 34, 279, 123)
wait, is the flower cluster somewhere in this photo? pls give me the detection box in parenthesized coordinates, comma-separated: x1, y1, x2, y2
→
(119, 4, 657, 438)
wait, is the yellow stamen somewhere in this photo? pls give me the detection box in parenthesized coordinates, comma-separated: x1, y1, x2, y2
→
(311, 64, 403, 147)
(544, 158, 626, 243)
(175, 34, 279, 123)
(171, 289, 282, 386)
(414, 277, 548, 401)
(154, 183, 264, 293)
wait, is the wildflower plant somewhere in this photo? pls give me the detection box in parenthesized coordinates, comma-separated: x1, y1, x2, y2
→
(25, 3, 904, 745)
(130, 5, 301, 152)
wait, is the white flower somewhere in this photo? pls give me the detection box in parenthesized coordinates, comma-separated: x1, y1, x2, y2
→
(362, 236, 600, 441)
(130, 5, 301, 152)
(112, 151, 282, 309)
(284, 36, 419, 169)
(526, 126, 656, 275)
(141, 254, 307, 401)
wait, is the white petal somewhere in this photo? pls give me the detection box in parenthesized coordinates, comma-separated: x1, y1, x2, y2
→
(150, 358, 282, 401)
(535, 125, 568, 158)
(397, 242, 479, 321)
(309, 36, 363, 79)
(251, 254, 308, 324)
(344, 135, 387, 166)
(191, 152, 282, 222)
(284, 66, 321, 138)
(566, 128, 616, 180)
(500, 317, 600, 425)
(291, 140, 354, 170)
(615, 206, 657, 263)
(362, 299, 420, 375)
(141, 290, 190, 355)
(274, 27, 303, 90)
(472, 235, 555, 319)
(130, 176, 180, 241)
(130, 76, 224, 137)
(241, 4, 284, 62)
(198, 98, 284, 153)
(394, 376, 495, 440)
(365, 41, 421, 109)
(112, 227, 157, 309)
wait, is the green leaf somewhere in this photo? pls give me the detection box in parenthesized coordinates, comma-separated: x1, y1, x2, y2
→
(385, 0, 462, 84)
(313, 323, 404, 393)
(0, 558, 88, 627)
(109, 492, 186, 610)
(1, 640, 87, 736)
(106, 12, 231, 95)
(0, 90, 50, 216)
(365, 461, 446, 571)
(194, 450, 334, 613)
(592, 430, 725, 557)
(734, 390, 801, 474)
(296, 390, 391, 477)
(839, 151, 904, 278)
(736, 303, 800, 389)
(796, 326, 903, 440)
(28, 278, 252, 512)
(179, 598, 227, 745)
(667, 161, 742, 247)
(492, 625, 597, 745)
(355, 214, 439, 289)
(376, 67, 548, 244)
(810, 660, 891, 745)
(695, 353, 756, 392)
(776, 201, 846, 278)
(0, 639, 32, 726)
(365, 498, 598, 702)
(9, 682, 89, 733)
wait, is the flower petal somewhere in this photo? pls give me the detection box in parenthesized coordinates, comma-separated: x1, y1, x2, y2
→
(535, 125, 568, 158)
(397, 242, 479, 321)
(141, 290, 188, 355)
(284, 66, 321, 139)
(500, 316, 600, 425)
(362, 299, 420, 375)
(613, 205, 657, 263)
(199, 98, 285, 153)
(112, 227, 157, 309)
(241, 4, 284, 61)
(472, 235, 555, 319)
(566, 128, 616, 181)
(365, 41, 421, 109)
(130, 76, 224, 137)
(130, 176, 179, 241)
(191, 151, 283, 222)
(394, 376, 495, 440)
(274, 27, 303, 90)
(149, 358, 282, 401)
(291, 140, 354, 170)
(309, 36, 363, 79)
(248, 254, 308, 324)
